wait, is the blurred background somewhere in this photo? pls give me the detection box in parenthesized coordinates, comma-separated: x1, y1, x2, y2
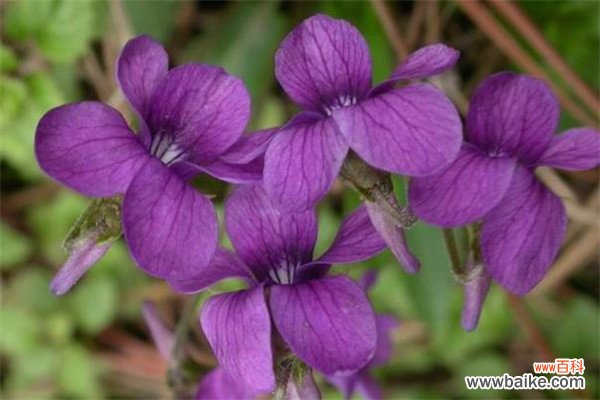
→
(1, 0, 598, 399)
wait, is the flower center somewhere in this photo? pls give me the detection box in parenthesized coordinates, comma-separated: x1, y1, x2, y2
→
(267, 261, 301, 285)
(150, 132, 186, 166)
(323, 95, 358, 116)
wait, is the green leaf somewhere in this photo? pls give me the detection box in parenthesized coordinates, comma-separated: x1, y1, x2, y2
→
(123, 0, 178, 43)
(0, 75, 27, 129)
(550, 297, 599, 359)
(3, 0, 54, 40)
(68, 275, 117, 334)
(0, 307, 40, 356)
(404, 221, 454, 345)
(0, 44, 19, 72)
(454, 352, 512, 398)
(0, 72, 64, 179)
(7, 269, 59, 313)
(57, 345, 103, 398)
(0, 222, 32, 268)
(180, 1, 287, 104)
(28, 191, 88, 264)
(35, 0, 97, 64)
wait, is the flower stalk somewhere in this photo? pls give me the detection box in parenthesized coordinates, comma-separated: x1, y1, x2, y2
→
(340, 151, 416, 229)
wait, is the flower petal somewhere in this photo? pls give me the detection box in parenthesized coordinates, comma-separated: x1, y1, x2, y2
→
(200, 285, 275, 394)
(333, 84, 462, 176)
(408, 145, 517, 227)
(264, 114, 349, 212)
(370, 315, 399, 366)
(536, 128, 600, 170)
(141, 301, 174, 361)
(35, 102, 150, 196)
(481, 167, 567, 295)
(122, 158, 218, 281)
(461, 261, 492, 332)
(147, 64, 250, 163)
(219, 128, 278, 165)
(466, 72, 559, 163)
(275, 14, 372, 113)
(196, 367, 256, 400)
(50, 235, 114, 296)
(225, 184, 317, 279)
(270, 276, 377, 375)
(116, 35, 168, 119)
(198, 158, 264, 184)
(365, 197, 421, 273)
(317, 205, 386, 265)
(169, 248, 253, 294)
(370, 44, 460, 96)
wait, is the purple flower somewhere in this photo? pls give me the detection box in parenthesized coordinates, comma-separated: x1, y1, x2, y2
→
(35, 35, 259, 284)
(326, 271, 399, 400)
(263, 14, 463, 212)
(175, 184, 387, 395)
(409, 72, 600, 295)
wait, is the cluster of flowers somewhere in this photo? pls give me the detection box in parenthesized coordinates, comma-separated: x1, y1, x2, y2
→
(35, 14, 599, 400)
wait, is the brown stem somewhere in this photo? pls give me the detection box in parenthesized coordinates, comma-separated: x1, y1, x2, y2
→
(489, 0, 600, 116)
(369, 0, 408, 59)
(456, 0, 598, 127)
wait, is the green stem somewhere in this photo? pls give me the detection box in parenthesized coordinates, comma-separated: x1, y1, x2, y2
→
(168, 294, 203, 399)
(442, 228, 463, 277)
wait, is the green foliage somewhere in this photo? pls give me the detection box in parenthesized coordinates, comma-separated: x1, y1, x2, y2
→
(1, 72, 65, 179)
(179, 1, 287, 107)
(4, 0, 99, 64)
(0, 223, 31, 268)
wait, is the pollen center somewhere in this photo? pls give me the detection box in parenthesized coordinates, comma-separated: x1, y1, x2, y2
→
(324, 95, 358, 116)
(150, 133, 186, 166)
(267, 260, 300, 285)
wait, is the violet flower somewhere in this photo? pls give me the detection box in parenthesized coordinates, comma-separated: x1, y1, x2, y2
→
(35, 35, 261, 285)
(326, 271, 399, 400)
(175, 184, 387, 395)
(142, 301, 253, 400)
(263, 14, 463, 212)
(409, 72, 600, 295)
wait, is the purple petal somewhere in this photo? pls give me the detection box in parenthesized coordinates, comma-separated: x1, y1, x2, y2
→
(270, 276, 377, 375)
(408, 145, 517, 227)
(466, 72, 559, 164)
(35, 102, 150, 197)
(169, 248, 254, 294)
(122, 158, 218, 281)
(198, 158, 264, 184)
(481, 166, 567, 295)
(200, 286, 275, 394)
(281, 368, 322, 400)
(365, 199, 420, 273)
(536, 128, 600, 170)
(391, 44, 460, 80)
(196, 367, 256, 400)
(219, 128, 279, 165)
(264, 114, 348, 212)
(370, 44, 460, 96)
(358, 270, 378, 293)
(461, 260, 492, 332)
(370, 315, 398, 366)
(275, 14, 372, 113)
(147, 64, 250, 164)
(116, 35, 168, 119)
(50, 234, 113, 295)
(326, 374, 358, 400)
(141, 301, 174, 361)
(332, 84, 462, 176)
(225, 184, 317, 279)
(317, 205, 386, 265)
(355, 375, 383, 400)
